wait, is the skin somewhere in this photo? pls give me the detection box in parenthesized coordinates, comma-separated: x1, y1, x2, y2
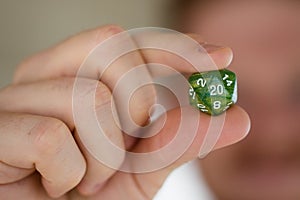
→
(181, 1, 300, 199)
(0, 25, 250, 199)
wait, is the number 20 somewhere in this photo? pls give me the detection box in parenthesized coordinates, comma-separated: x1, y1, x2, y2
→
(210, 84, 224, 95)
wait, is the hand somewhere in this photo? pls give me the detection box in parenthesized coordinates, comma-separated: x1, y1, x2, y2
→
(0, 80, 86, 199)
(0, 25, 250, 199)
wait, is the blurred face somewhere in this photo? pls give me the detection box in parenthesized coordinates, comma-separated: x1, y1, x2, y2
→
(182, 1, 300, 199)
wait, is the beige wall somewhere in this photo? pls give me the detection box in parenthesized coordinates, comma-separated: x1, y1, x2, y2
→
(0, 0, 172, 88)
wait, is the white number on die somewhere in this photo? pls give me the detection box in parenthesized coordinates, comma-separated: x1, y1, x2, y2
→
(223, 74, 229, 80)
(213, 101, 222, 109)
(197, 78, 207, 87)
(210, 84, 224, 95)
(223, 74, 233, 86)
(197, 103, 206, 108)
(189, 87, 196, 99)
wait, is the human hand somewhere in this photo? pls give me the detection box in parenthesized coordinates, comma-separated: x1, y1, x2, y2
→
(0, 25, 250, 199)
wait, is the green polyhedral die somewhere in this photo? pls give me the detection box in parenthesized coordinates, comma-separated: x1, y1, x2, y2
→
(188, 69, 237, 115)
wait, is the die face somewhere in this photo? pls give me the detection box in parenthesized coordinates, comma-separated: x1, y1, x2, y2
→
(189, 86, 210, 113)
(188, 69, 237, 115)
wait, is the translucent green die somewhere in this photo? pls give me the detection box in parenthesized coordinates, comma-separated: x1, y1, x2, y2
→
(188, 69, 237, 116)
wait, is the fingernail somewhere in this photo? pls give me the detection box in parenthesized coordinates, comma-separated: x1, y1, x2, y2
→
(201, 44, 229, 54)
(204, 45, 233, 68)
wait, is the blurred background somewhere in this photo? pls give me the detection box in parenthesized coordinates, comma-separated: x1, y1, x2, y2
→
(0, 0, 173, 88)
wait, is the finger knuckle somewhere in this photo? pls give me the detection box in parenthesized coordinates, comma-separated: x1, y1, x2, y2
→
(93, 24, 124, 45)
(30, 117, 70, 155)
(76, 79, 112, 110)
(48, 77, 74, 94)
(94, 82, 112, 110)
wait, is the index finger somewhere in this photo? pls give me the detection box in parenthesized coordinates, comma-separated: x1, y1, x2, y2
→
(13, 25, 232, 84)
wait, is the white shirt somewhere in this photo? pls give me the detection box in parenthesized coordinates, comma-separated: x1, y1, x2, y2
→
(154, 160, 216, 200)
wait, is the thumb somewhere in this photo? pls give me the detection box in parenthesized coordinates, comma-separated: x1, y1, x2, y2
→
(130, 105, 250, 198)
